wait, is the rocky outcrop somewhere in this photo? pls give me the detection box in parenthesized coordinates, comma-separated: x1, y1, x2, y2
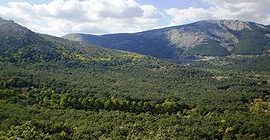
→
(64, 20, 270, 59)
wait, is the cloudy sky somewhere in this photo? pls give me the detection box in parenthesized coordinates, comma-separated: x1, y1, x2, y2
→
(0, 0, 269, 36)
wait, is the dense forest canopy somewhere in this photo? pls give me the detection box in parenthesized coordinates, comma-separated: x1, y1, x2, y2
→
(0, 18, 269, 140)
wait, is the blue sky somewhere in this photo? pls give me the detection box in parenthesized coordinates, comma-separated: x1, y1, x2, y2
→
(0, 0, 269, 36)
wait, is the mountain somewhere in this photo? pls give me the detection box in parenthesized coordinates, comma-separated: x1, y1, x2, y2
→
(0, 18, 75, 62)
(0, 17, 186, 100)
(0, 18, 218, 104)
(64, 20, 270, 62)
(0, 18, 134, 63)
(1, 18, 270, 140)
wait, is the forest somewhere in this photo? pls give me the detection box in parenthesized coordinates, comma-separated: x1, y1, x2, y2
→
(0, 18, 270, 139)
(0, 53, 270, 139)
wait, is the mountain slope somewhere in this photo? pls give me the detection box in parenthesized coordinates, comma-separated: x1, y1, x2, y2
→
(0, 18, 145, 64)
(1, 18, 270, 140)
(0, 18, 200, 99)
(0, 18, 76, 62)
(64, 20, 270, 61)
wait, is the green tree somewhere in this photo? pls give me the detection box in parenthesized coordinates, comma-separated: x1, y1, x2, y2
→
(104, 99, 113, 110)
(60, 94, 68, 107)
(71, 97, 78, 108)
(0, 121, 51, 140)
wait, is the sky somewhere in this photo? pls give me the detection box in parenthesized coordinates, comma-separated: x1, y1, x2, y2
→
(0, 0, 269, 36)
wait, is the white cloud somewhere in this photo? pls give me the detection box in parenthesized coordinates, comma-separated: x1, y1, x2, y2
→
(0, 0, 167, 36)
(0, 0, 269, 36)
(165, 7, 214, 25)
(166, 0, 270, 25)
(207, 0, 270, 24)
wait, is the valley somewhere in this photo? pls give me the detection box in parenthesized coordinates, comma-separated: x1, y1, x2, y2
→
(0, 18, 270, 139)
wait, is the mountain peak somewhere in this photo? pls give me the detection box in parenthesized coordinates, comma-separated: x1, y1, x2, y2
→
(64, 19, 270, 60)
(196, 19, 252, 31)
(0, 17, 34, 37)
(199, 19, 248, 24)
(0, 17, 15, 24)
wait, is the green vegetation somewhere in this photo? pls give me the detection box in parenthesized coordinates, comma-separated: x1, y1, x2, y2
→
(0, 19, 270, 139)
(1, 51, 270, 139)
(65, 20, 270, 61)
(1, 101, 269, 140)
(234, 29, 269, 55)
(183, 40, 231, 56)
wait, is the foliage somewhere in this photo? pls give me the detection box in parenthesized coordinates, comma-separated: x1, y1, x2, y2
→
(183, 40, 230, 56)
(0, 19, 270, 139)
(0, 121, 51, 140)
(233, 29, 270, 55)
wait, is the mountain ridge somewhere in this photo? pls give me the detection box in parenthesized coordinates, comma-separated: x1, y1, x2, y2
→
(64, 19, 270, 62)
(1, 18, 270, 140)
(0, 17, 132, 63)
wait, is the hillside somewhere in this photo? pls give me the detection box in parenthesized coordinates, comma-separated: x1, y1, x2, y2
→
(0, 18, 123, 63)
(64, 20, 270, 62)
(0, 18, 270, 139)
(0, 18, 213, 100)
